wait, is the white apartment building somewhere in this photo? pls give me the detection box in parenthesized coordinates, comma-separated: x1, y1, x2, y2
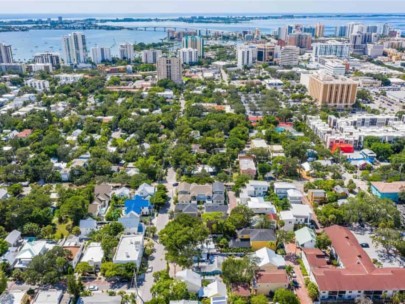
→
(54, 73, 83, 84)
(240, 180, 270, 204)
(237, 45, 257, 69)
(312, 41, 350, 62)
(91, 46, 112, 64)
(24, 79, 50, 92)
(141, 49, 162, 64)
(34, 52, 61, 67)
(273, 182, 297, 198)
(0, 43, 13, 64)
(366, 44, 384, 58)
(276, 46, 300, 67)
(62, 32, 87, 65)
(119, 42, 134, 61)
(323, 60, 346, 76)
(178, 48, 199, 64)
(182, 36, 204, 57)
(307, 114, 405, 149)
(113, 234, 144, 268)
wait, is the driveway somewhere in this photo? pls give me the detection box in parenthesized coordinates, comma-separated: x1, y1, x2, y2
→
(286, 261, 312, 304)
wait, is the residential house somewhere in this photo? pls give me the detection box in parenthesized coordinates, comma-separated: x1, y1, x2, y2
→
(113, 186, 131, 198)
(177, 182, 225, 205)
(113, 234, 144, 268)
(0, 290, 28, 304)
(287, 189, 303, 204)
(175, 269, 202, 293)
(197, 255, 225, 277)
(279, 211, 295, 231)
(199, 280, 227, 298)
(63, 238, 83, 269)
(78, 294, 122, 304)
(371, 181, 405, 203)
(253, 247, 286, 271)
(291, 204, 313, 225)
(237, 229, 277, 251)
(5, 230, 21, 247)
(175, 203, 199, 217)
(269, 145, 285, 158)
(118, 211, 141, 234)
(14, 241, 55, 268)
(124, 195, 152, 216)
(333, 185, 349, 198)
(212, 182, 226, 204)
(231, 284, 251, 297)
(80, 242, 104, 269)
(238, 155, 257, 178)
(136, 183, 155, 198)
(308, 189, 327, 204)
(302, 225, 405, 302)
(247, 197, 276, 215)
(295, 226, 316, 248)
(88, 183, 112, 217)
(210, 297, 227, 304)
(0, 188, 9, 200)
(273, 182, 296, 198)
(33, 290, 63, 304)
(254, 270, 288, 295)
(204, 204, 228, 216)
(240, 180, 269, 204)
(79, 218, 97, 238)
(250, 138, 269, 150)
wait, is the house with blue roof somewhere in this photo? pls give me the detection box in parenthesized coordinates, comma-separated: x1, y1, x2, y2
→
(124, 195, 152, 216)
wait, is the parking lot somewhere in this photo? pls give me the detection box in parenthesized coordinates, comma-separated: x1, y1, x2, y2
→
(350, 227, 404, 268)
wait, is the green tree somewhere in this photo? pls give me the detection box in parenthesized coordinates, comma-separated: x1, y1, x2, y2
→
(0, 239, 9, 256)
(159, 214, 209, 268)
(221, 256, 257, 284)
(307, 282, 319, 301)
(371, 228, 402, 254)
(59, 196, 88, 225)
(0, 270, 6, 295)
(8, 184, 22, 197)
(150, 270, 190, 304)
(370, 142, 393, 161)
(226, 205, 254, 230)
(250, 294, 268, 304)
(315, 232, 332, 250)
(67, 274, 83, 299)
(273, 288, 299, 304)
(75, 262, 93, 276)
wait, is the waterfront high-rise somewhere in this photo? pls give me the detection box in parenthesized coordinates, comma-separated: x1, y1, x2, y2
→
(335, 25, 347, 37)
(34, 52, 61, 68)
(157, 56, 183, 84)
(182, 36, 204, 57)
(62, 32, 87, 65)
(91, 46, 112, 64)
(315, 23, 325, 37)
(312, 41, 351, 61)
(119, 43, 134, 61)
(237, 45, 257, 69)
(287, 33, 312, 49)
(178, 48, 198, 64)
(141, 49, 163, 64)
(0, 43, 13, 64)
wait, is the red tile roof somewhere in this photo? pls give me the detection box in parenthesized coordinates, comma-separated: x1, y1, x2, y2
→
(303, 225, 405, 292)
(255, 270, 288, 284)
(16, 129, 32, 138)
(231, 283, 251, 297)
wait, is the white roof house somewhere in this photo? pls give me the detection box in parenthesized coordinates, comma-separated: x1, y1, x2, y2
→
(199, 279, 227, 298)
(80, 242, 104, 268)
(0, 290, 27, 304)
(113, 235, 144, 268)
(78, 294, 122, 304)
(253, 247, 286, 269)
(295, 226, 316, 248)
(5, 230, 21, 247)
(113, 186, 131, 198)
(175, 269, 202, 293)
(33, 290, 63, 304)
(273, 182, 296, 198)
(247, 197, 276, 214)
(15, 241, 54, 268)
(79, 218, 97, 238)
(290, 204, 312, 222)
(250, 139, 268, 149)
(136, 183, 155, 198)
(287, 189, 303, 204)
(279, 210, 295, 231)
(118, 211, 140, 234)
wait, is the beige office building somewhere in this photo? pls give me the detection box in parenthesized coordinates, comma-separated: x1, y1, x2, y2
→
(157, 56, 183, 84)
(308, 72, 358, 108)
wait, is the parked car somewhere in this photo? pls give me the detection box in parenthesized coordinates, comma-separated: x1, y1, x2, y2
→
(147, 266, 153, 273)
(360, 243, 370, 248)
(87, 285, 98, 291)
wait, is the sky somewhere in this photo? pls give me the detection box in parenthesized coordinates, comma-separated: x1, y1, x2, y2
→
(1, 0, 405, 15)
